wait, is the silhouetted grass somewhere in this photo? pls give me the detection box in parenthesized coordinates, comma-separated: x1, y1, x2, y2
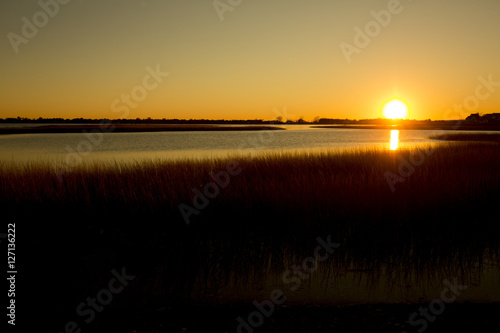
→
(2, 143, 500, 311)
(431, 133, 500, 142)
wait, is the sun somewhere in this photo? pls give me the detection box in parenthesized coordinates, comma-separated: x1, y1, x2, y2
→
(382, 98, 409, 119)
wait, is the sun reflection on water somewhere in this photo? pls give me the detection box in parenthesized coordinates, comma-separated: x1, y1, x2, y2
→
(390, 130, 399, 150)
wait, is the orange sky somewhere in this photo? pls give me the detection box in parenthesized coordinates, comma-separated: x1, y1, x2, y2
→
(1, 0, 500, 121)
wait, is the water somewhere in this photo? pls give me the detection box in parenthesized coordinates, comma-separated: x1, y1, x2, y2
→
(0, 124, 479, 164)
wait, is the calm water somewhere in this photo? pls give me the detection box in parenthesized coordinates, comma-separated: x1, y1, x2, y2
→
(0, 124, 478, 164)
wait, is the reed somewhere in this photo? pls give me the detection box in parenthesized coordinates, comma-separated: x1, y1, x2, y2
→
(431, 133, 500, 142)
(2, 143, 499, 306)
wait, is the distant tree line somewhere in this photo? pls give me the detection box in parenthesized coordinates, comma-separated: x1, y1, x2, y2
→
(1, 114, 498, 125)
(0, 117, 320, 125)
(0, 117, 284, 125)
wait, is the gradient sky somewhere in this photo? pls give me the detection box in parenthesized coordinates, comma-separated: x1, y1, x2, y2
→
(1, 0, 500, 121)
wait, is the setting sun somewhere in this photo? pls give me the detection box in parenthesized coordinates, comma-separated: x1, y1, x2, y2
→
(383, 99, 409, 120)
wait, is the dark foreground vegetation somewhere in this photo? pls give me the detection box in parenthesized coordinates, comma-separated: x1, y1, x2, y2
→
(431, 132, 500, 142)
(2, 143, 500, 332)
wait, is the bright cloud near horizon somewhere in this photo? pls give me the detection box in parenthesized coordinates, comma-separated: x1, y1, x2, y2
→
(1, 0, 500, 121)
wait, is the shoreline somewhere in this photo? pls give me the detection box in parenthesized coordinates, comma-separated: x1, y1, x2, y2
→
(2, 122, 500, 135)
(312, 124, 500, 131)
(0, 124, 286, 135)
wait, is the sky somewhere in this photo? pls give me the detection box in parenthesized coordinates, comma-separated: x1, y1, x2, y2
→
(1, 0, 500, 121)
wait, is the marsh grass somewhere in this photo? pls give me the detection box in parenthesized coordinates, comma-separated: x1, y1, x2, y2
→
(2, 143, 500, 307)
(431, 133, 500, 142)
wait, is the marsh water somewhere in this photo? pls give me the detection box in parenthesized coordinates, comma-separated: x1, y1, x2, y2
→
(0, 124, 488, 163)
